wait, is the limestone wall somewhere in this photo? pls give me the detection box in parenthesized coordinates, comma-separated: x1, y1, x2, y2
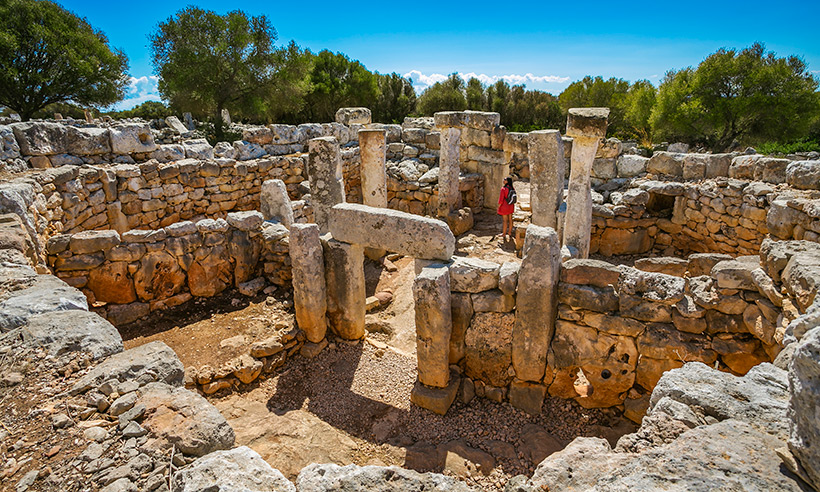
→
(45, 211, 291, 325)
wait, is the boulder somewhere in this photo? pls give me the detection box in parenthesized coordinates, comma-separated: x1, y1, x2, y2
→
(646, 152, 684, 176)
(71, 341, 184, 395)
(134, 251, 186, 301)
(296, 463, 476, 492)
(527, 437, 632, 491)
(182, 138, 214, 160)
(619, 267, 685, 305)
(786, 160, 820, 190)
(650, 362, 789, 439)
(781, 252, 820, 311)
(560, 258, 620, 288)
(616, 154, 648, 177)
(174, 446, 295, 492)
(66, 126, 111, 155)
(10, 121, 68, 155)
(711, 256, 759, 291)
(787, 326, 820, 490)
(22, 310, 122, 360)
(138, 383, 235, 456)
(0, 274, 87, 331)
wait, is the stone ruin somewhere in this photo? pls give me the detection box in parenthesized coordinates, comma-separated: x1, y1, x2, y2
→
(0, 105, 819, 490)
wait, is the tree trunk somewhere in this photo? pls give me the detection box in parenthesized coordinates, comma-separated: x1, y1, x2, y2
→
(214, 104, 224, 142)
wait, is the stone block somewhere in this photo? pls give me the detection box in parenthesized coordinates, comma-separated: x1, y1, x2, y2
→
(323, 238, 365, 340)
(449, 293, 472, 363)
(410, 371, 460, 415)
(308, 137, 345, 233)
(328, 203, 455, 261)
(560, 258, 620, 288)
(711, 257, 760, 291)
(559, 283, 619, 312)
(566, 108, 609, 139)
(636, 323, 717, 364)
(513, 225, 561, 382)
(786, 160, 820, 190)
(687, 253, 733, 277)
(471, 289, 514, 312)
(414, 264, 452, 388)
(616, 154, 648, 177)
(788, 327, 820, 490)
(261, 179, 293, 227)
(449, 256, 499, 293)
(509, 379, 547, 415)
(647, 152, 685, 177)
(110, 123, 157, 154)
(69, 230, 120, 254)
(498, 261, 520, 296)
(465, 312, 514, 387)
(290, 224, 327, 343)
(335, 107, 371, 125)
(634, 257, 687, 277)
(528, 130, 565, 228)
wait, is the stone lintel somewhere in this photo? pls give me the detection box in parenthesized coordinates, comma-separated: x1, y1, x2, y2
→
(328, 203, 455, 260)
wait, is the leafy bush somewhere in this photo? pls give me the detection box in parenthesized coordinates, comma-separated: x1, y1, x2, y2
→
(755, 139, 820, 155)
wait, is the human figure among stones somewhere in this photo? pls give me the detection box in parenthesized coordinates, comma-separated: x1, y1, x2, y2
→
(497, 176, 516, 242)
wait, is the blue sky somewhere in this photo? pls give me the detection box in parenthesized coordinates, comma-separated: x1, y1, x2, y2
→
(58, 0, 820, 110)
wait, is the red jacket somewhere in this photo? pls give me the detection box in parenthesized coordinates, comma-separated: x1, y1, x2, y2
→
(497, 186, 515, 215)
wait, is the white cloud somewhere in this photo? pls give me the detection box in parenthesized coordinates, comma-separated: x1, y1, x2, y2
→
(404, 70, 570, 91)
(111, 75, 163, 111)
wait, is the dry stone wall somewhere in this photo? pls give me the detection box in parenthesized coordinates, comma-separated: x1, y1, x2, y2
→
(45, 211, 291, 325)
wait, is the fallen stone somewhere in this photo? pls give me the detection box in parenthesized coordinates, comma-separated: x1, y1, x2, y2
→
(22, 310, 122, 360)
(175, 446, 295, 492)
(71, 341, 184, 395)
(296, 463, 476, 492)
(787, 326, 820, 490)
(0, 275, 88, 331)
(138, 383, 235, 456)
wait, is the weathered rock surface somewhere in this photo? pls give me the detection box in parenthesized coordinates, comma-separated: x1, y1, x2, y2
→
(71, 341, 184, 394)
(649, 362, 789, 439)
(174, 446, 295, 492)
(22, 310, 122, 360)
(788, 327, 820, 490)
(527, 437, 632, 491)
(138, 383, 235, 456)
(0, 274, 87, 331)
(296, 463, 476, 492)
(448, 256, 499, 293)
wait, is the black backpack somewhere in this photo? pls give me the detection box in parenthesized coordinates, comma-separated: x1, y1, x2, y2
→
(506, 186, 517, 205)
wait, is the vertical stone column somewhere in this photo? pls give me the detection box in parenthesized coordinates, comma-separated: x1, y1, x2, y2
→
(437, 127, 462, 217)
(512, 225, 561, 382)
(527, 130, 565, 229)
(358, 129, 387, 208)
(261, 179, 294, 227)
(289, 224, 327, 343)
(308, 137, 345, 234)
(562, 108, 609, 259)
(413, 264, 452, 388)
(322, 237, 365, 340)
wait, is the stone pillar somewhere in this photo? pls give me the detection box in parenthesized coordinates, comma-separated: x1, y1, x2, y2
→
(261, 179, 293, 227)
(289, 224, 327, 343)
(562, 108, 609, 258)
(413, 264, 452, 388)
(359, 129, 387, 209)
(528, 130, 565, 229)
(437, 127, 462, 217)
(322, 237, 365, 340)
(512, 225, 561, 382)
(308, 137, 345, 234)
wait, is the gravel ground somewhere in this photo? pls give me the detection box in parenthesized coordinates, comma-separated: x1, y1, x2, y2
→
(215, 337, 634, 491)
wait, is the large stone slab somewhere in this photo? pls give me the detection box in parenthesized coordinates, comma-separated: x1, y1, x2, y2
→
(528, 130, 565, 229)
(322, 238, 365, 340)
(290, 224, 327, 343)
(437, 127, 461, 216)
(414, 264, 452, 388)
(308, 137, 345, 233)
(359, 129, 387, 209)
(329, 203, 455, 261)
(513, 225, 561, 382)
(175, 446, 295, 492)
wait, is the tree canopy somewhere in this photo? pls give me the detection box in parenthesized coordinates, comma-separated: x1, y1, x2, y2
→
(299, 50, 379, 122)
(0, 0, 128, 120)
(650, 43, 819, 151)
(416, 74, 467, 115)
(150, 7, 309, 139)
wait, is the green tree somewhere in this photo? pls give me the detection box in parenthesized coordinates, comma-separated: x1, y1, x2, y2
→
(109, 100, 170, 120)
(622, 80, 657, 141)
(0, 0, 128, 120)
(503, 87, 563, 132)
(416, 74, 467, 115)
(651, 43, 819, 151)
(373, 72, 416, 123)
(466, 77, 486, 110)
(150, 7, 307, 140)
(300, 50, 379, 122)
(558, 76, 630, 136)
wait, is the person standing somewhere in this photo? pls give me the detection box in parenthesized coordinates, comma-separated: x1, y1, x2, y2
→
(497, 176, 516, 242)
